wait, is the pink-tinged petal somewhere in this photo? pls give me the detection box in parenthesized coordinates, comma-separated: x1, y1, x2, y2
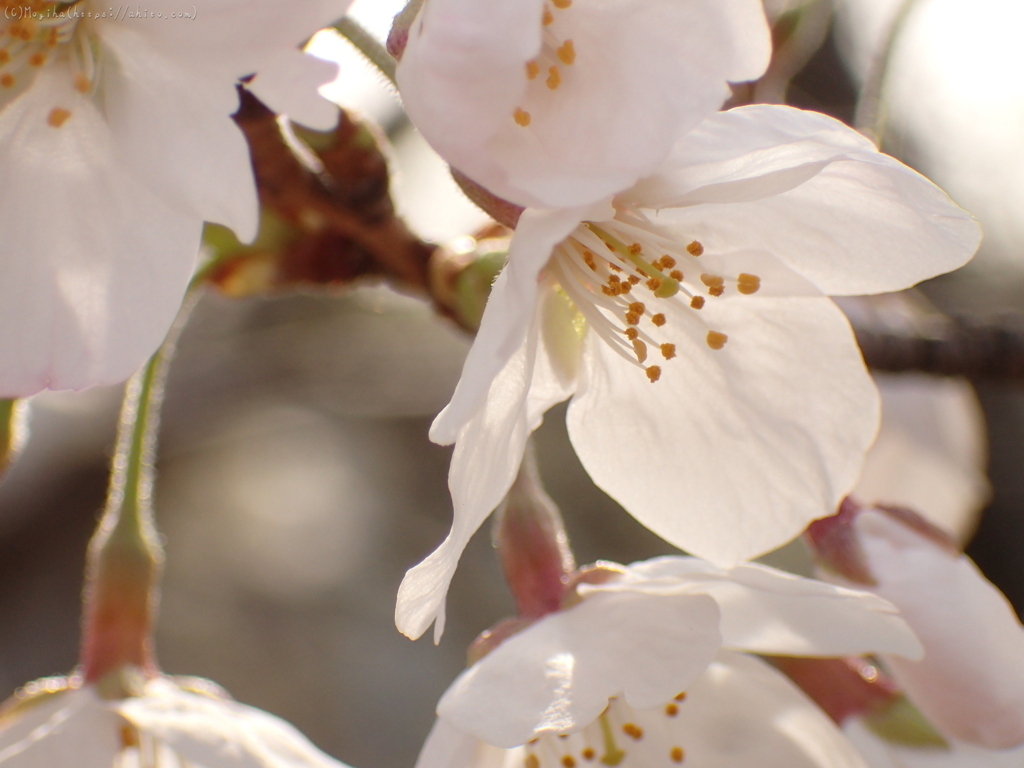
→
(590, 558, 922, 660)
(856, 374, 989, 544)
(119, 678, 351, 768)
(400, 0, 770, 208)
(0, 63, 199, 395)
(398, 293, 577, 642)
(566, 293, 879, 567)
(0, 688, 120, 768)
(437, 590, 722, 747)
(852, 511, 1024, 750)
(662, 651, 871, 768)
(430, 205, 598, 446)
(248, 49, 340, 131)
(97, 22, 259, 241)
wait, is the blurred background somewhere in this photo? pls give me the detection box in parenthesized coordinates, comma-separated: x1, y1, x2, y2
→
(1, 1, 1023, 767)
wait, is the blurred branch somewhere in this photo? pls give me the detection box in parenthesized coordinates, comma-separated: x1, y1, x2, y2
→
(854, 0, 920, 143)
(855, 313, 1024, 380)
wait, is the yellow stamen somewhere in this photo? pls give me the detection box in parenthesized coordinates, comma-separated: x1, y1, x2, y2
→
(557, 40, 576, 65)
(47, 107, 71, 128)
(706, 331, 728, 350)
(547, 66, 561, 90)
(737, 273, 761, 294)
(526, 60, 540, 79)
(514, 108, 532, 126)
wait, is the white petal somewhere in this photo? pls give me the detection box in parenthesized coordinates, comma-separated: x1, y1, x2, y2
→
(0, 687, 120, 768)
(629, 105, 980, 295)
(566, 294, 879, 567)
(587, 557, 922, 660)
(852, 511, 1024, 750)
(118, 679, 350, 768)
(98, 23, 259, 240)
(437, 590, 722, 747)
(0, 62, 199, 395)
(248, 50, 340, 131)
(415, 720, 506, 768)
(400, 0, 769, 208)
(430, 205, 596, 445)
(398, 291, 577, 641)
(855, 374, 989, 543)
(657, 651, 870, 768)
(629, 105, 879, 208)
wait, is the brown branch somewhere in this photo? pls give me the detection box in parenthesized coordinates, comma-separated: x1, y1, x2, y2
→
(228, 89, 435, 291)
(855, 313, 1024, 380)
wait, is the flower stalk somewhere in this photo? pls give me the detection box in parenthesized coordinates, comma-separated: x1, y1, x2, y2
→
(333, 16, 397, 86)
(79, 291, 198, 689)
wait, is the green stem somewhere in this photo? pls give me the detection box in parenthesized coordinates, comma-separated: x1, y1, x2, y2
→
(854, 0, 920, 145)
(79, 289, 201, 687)
(333, 16, 397, 87)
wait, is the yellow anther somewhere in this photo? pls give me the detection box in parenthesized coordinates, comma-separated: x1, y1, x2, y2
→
(546, 66, 561, 90)
(526, 755, 540, 768)
(582, 749, 595, 761)
(608, 274, 620, 284)
(625, 328, 638, 340)
(619, 281, 632, 293)
(608, 262, 622, 272)
(0, 50, 9, 63)
(74, 73, 90, 93)
(514, 108, 532, 127)
(627, 243, 642, 256)
(627, 275, 640, 285)
(737, 273, 761, 295)
(700, 273, 724, 289)
(120, 725, 139, 749)
(582, 250, 596, 270)
(563, 757, 576, 768)
(660, 255, 676, 269)
(0, 74, 14, 88)
(645, 277, 662, 292)
(543, 7, 554, 24)
(674, 692, 687, 701)
(526, 60, 540, 79)
(632, 339, 648, 363)
(690, 296, 705, 310)
(651, 313, 666, 327)
(665, 703, 679, 716)
(557, 40, 576, 65)
(706, 331, 728, 350)
(686, 241, 704, 256)
(669, 270, 683, 281)
(708, 285, 724, 297)
(552, 0, 572, 8)
(628, 302, 645, 314)
(660, 343, 676, 360)
(47, 107, 71, 128)
(645, 366, 661, 383)
(28, 52, 45, 67)
(625, 312, 641, 326)
(622, 724, 643, 740)
(670, 747, 684, 763)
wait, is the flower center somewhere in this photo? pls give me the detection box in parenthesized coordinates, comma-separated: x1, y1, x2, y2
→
(0, 1, 99, 126)
(548, 214, 761, 383)
(513, 0, 575, 127)
(520, 695, 689, 768)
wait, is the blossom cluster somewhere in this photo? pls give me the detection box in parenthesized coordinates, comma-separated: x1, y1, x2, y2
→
(0, 1, 1018, 768)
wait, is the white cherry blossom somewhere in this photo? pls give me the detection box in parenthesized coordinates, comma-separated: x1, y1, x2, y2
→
(397, 103, 981, 641)
(395, 0, 771, 209)
(0, 0, 348, 396)
(835, 510, 1024, 751)
(417, 556, 922, 768)
(0, 674, 350, 767)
